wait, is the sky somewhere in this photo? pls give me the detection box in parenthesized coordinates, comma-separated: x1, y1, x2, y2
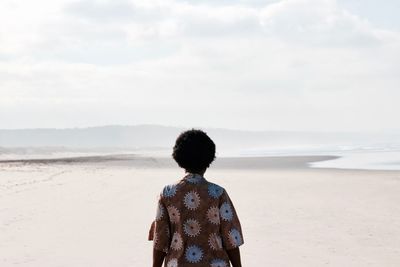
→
(0, 0, 399, 132)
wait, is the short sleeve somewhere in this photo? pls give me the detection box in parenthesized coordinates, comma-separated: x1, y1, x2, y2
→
(219, 189, 244, 250)
(148, 192, 171, 253)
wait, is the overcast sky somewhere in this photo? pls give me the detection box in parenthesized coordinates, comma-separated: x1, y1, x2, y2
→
(1, 0, 399, 132)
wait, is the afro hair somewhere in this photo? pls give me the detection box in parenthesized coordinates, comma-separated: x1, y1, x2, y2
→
(172, 129, 216, 173)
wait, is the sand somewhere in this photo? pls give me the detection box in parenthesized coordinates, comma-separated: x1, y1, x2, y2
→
(1, 155, 400, 266)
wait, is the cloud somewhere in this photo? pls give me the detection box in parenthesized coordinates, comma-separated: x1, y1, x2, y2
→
(259, 0, 387, 47)
(64, 0, 170, 23)
(0, 0, 399, 131)
(65, 0, 136, 22)
(174, 0, 280, 7)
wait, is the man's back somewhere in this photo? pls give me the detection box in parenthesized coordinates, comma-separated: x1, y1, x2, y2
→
(149, 173, 244, 267)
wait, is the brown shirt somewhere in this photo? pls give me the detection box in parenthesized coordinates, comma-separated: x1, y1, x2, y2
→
(148, 173, 244, 267)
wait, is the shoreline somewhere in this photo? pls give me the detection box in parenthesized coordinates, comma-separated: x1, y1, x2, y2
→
(1, 154, 400, 172)
(0, 154, 339, 169)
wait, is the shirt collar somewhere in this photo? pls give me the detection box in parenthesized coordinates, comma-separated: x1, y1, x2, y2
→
(182, 172, 207, 184)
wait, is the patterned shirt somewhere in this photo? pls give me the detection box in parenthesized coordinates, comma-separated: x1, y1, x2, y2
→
(148, 173, 244, 267)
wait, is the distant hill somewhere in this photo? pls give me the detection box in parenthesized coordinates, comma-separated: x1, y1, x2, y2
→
(0, 124, 398, 156)
(0, 125, 180, 148)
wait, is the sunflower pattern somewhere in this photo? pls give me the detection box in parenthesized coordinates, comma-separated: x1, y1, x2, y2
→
(208, 183, 224, 198)
(183, 191, 200, 210)
(167, 206, 181, 224)
(184, 219, 201, 237)
(219, 202, 233, 221)
(155, 203, 164, 221)
(170, 232, 183, 251)
(185, 245, 203, 263)
(163, 184, 178, 198)
(153, 232, 169, 253)
(208, 233, 223, 250)
(206, 206, 220, 225)
(228, 228, 243, 248)
(210, 259, 228, 267)
(185, 173, 205, 184)
(149, 173, 243, 265)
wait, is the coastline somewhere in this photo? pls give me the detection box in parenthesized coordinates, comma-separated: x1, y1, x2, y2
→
(1, 153, 400, 173)
(0, 154, 338, 169)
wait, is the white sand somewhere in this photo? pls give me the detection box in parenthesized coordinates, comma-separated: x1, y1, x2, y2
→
(1, 156, 400, 266)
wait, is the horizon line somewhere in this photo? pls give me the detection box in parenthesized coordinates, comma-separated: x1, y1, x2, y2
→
(0, 123, 398, 134)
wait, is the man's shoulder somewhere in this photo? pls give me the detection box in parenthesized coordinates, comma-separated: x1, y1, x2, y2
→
(206, 180, 226, 198)
(159, 177, 227, 199)
(206, 180, 225, 189)
(160, 180, 181, 198)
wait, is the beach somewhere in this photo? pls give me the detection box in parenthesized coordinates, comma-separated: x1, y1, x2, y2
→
(1, 155, 400, 266)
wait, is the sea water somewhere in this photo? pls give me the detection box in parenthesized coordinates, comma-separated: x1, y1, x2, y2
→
(308, 150, 400, 171)
(236, 145, 400, 171)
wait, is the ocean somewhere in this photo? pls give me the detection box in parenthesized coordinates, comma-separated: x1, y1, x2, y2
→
(236, 144, 400, 171)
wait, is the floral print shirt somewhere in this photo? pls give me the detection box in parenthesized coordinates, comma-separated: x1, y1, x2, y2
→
(148, 173, 244, 267)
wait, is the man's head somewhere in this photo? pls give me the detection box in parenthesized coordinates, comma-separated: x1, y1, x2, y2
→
(172, 129, 216, 174)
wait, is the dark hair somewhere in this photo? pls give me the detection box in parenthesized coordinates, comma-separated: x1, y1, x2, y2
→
(172, 129, 216, 173)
